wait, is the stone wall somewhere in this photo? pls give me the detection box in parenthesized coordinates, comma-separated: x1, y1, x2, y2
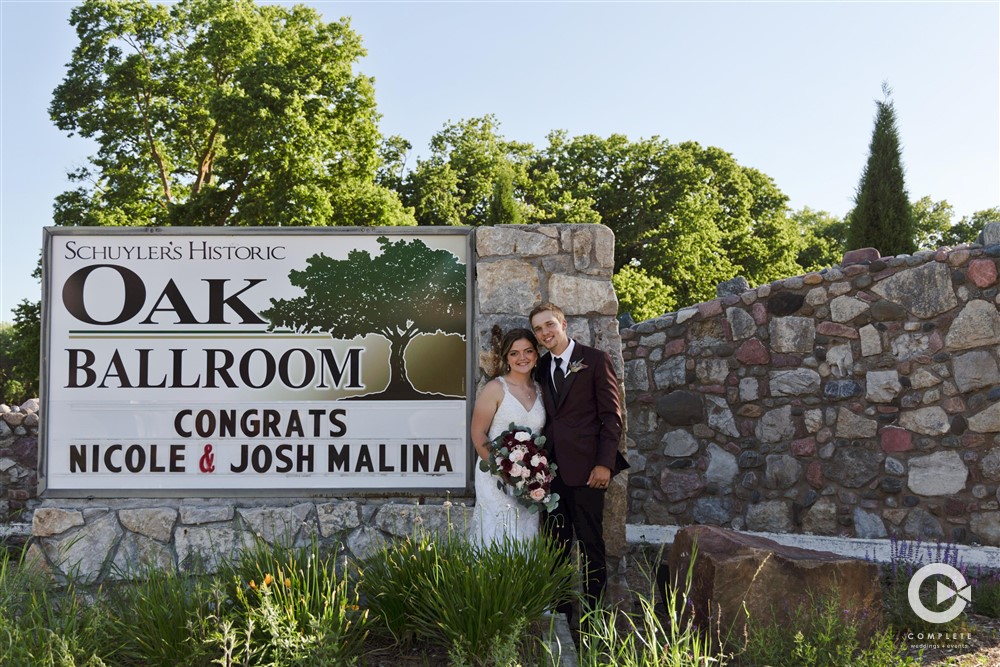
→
(623, 229, 1000, 547)
(0, 399, 39, 526)
(7, 224, 629, 586)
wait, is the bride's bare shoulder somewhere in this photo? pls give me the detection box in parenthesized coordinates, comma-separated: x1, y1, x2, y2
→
(477, 377, 505, 399)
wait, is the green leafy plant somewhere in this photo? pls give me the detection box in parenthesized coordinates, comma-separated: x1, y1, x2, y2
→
(214, 537, 368, 667)
(882, 538, 971, 636)
(0, 546, 110, 666)
(577, 543, 721, 667)
(102, 561, 218, 667)
(358, 528, 575, 666)
(970, 568, 1000, 619)
(738, 590, 919, 667)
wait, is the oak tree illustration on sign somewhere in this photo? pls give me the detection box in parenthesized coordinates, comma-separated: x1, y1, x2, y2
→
(261, 237, 466, 399)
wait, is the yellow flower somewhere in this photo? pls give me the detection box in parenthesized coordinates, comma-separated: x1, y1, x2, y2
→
(284, 577, 292, 588)
(249, 580, 257, 590)
(263, 573, 274, 587)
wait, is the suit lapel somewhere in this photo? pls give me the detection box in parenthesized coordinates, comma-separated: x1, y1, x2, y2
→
(539, 353, 557, 414)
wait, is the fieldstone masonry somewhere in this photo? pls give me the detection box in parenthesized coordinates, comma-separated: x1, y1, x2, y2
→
(0, 399, 38, 525)
(623, 222, 1000, 547)
(2, 224, 630, 587)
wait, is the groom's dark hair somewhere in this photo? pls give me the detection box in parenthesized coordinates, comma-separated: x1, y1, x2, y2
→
(529, 302, 566, 323)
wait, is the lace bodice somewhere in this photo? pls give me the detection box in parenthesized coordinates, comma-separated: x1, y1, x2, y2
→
(488, 376, 546, 440)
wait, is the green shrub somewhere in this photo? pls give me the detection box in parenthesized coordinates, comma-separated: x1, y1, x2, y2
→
(214, 537, 368, 667)
(971, 569, 1000, 619)
(102, 562, 218, 667)
(0, 546, 109, 666)
(738, 591, 918, 667)
(359, 529, 575, 666)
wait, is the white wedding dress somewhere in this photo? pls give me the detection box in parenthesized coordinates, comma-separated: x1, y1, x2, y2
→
(470, 376, 546, 545)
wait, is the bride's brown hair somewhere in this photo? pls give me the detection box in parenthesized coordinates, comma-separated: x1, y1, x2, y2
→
(487, 325, 539, 378)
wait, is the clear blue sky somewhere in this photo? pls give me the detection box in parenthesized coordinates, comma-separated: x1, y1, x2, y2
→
(2, 1, 998, 321)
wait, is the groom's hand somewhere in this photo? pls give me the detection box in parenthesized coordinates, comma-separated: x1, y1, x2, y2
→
(587, 465, 611, 489)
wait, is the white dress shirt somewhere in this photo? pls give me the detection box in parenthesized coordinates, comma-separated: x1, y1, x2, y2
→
(550, 339, 576, 386)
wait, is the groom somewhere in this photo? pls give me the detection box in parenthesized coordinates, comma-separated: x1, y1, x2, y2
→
(529, 302, 624, 620)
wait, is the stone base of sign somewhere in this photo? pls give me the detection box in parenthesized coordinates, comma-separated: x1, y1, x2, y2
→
(28, 497, 473, 584)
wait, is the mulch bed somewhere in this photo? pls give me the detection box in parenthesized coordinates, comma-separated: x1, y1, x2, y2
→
(906, 613, 1000, 666)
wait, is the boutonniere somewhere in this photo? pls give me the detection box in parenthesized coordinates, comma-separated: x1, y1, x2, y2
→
(568, 360, 588, 375)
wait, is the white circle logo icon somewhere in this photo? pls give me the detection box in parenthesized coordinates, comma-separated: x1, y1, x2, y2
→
(907, 563, 971, 624)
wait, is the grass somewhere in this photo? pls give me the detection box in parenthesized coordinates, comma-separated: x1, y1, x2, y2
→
(575, 556, 720, 667)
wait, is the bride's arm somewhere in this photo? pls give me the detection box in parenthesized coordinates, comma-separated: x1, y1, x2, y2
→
(470, 380, 503, 462)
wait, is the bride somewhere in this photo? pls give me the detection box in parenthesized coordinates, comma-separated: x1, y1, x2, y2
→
(469, 327, 546, 544)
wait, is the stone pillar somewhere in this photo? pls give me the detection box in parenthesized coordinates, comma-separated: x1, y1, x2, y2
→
(474, 224, 630, 599)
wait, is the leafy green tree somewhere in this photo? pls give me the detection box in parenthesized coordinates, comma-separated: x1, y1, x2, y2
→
(376, 135, 413, 194)
(791, 207, 848, 271)
(487, 163, 523, 225)
(402, 116, 532, 226)
(905, 198, 1000, 249)
(846, 84, 916, 255)
(396, 123, 800, 314)
(942, 207, 1000, 247)
(261, 237, 465, 399)
(912, 196, 956, 250)
(0, 301, 41, 405)
(50, 0, 412, 228)
(612, 265, 674, 322)
(526, 134, 796, 310)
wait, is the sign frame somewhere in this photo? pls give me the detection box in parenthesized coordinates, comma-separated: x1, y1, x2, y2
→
(39, 226, 476, 498)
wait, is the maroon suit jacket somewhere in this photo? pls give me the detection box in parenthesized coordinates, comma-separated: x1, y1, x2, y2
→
(538, 342, 624, 487)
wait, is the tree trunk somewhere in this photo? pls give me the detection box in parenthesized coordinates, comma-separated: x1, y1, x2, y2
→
(384, 335, 416, 398)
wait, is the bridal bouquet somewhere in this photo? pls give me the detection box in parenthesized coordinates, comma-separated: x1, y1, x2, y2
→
(479, 423, 559, 513)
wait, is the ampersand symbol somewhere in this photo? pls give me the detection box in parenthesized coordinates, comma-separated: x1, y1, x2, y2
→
(199, 444, 216, 473)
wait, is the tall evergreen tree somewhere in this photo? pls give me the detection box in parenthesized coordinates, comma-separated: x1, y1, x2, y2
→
(846, 83, 916, 255)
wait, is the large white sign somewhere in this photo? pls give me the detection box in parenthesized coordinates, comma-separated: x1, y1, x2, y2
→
(41, 228, 472, 496)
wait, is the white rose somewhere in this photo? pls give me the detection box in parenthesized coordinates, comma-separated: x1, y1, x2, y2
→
(530, 454, 547, 467)
(514, 431, 531, 442)
(509, 463, 526, 478)
(509, 447, 526, 463)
